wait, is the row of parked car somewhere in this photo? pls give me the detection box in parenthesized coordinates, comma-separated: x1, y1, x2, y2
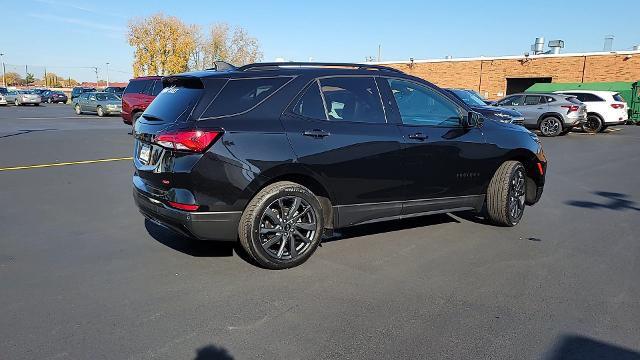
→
(0, 86, 125, 107)
(446, 88, 629, 136)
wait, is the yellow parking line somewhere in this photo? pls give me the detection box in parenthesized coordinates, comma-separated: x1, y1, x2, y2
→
(0, 157, 133, 172)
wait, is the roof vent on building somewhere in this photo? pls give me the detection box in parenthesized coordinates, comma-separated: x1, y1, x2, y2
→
(604, 35, 614, 51)
(548, 40, 564, 54)
(531, 37, 545, 55)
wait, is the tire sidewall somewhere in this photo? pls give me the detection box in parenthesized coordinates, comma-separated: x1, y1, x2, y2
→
(505, 163, 526, 226)
(247, 185, 324, 269)
(583, 114, 602, 133)
(540, 117, 562, 137)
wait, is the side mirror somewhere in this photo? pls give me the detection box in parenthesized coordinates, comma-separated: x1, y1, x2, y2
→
(465, 111, 481, 127)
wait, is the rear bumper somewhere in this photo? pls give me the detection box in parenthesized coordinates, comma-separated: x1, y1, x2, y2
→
(133, 185, 240, 242)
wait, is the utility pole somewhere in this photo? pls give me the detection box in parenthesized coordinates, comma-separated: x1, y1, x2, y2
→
(377, 44, 381, 62)
(25, 65, 28, 87)
(44, 67, 47, 87)
(105, 62, 110, 87)
(0, 53, 5, 87)
(93, 67, 98, 88)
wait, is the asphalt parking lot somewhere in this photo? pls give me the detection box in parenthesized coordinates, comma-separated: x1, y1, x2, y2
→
(1, 105, 639, 360)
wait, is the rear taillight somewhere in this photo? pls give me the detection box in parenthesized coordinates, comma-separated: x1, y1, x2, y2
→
(611, 103, 624, 109)
(168, 201, 199, 211)
(154, 130, 222, 152)
(561, 105, 579, 113)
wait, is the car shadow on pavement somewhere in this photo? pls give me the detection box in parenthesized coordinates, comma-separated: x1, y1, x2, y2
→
(193, 344, 234, 360)
(546, 334, 640, 360)
(323, 213, 460, 244)
(566, 191, 640, 212)
(144, 219, 235, 257)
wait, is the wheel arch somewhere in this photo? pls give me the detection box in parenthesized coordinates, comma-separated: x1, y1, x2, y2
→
(245, 167, 335, 229)
(537, 112, 563, 128)
(505, 149, 543, 205)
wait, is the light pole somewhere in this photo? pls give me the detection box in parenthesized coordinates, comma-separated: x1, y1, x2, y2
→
(106, 62, 110, 87)
(0, 53, 5, 87)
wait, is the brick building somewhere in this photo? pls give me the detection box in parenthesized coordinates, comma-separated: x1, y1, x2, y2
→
(376, 50, 640, 100)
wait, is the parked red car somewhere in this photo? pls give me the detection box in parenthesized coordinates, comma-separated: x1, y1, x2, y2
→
(121, 76, 162, 125)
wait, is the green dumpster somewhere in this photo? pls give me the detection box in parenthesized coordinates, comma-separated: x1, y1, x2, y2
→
(526, 81, 640, 123)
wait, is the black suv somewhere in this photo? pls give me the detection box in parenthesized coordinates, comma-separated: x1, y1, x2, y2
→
(133, 62, 546, 269)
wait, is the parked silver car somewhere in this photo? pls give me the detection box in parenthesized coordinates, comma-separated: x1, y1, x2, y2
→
(493, 93, 587, 136)
(73, 92, 122, 117)
(6, 90, 41, 106)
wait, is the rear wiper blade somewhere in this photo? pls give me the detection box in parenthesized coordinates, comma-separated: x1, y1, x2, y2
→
(142, 114, 163, 121)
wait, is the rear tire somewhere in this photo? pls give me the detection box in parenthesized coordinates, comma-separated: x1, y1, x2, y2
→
(539, 116, 562, 137)
(97, 106, 104, 117)
(75, 104, 82, 115)
(485, 161, 527, 227)
(583, 114, 603, 133)
(599, 125, 609, 133)
(239, 181, 324, 270)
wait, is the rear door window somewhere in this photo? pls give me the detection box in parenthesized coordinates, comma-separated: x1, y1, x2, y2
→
(318, 77, 386, 123)
(524, 95, 542, 105)
(292, 81, 327, 120)
(201, 77, 292, 119)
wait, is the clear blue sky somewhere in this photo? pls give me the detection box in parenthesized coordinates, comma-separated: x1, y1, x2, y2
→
(2, 0, 638, 82)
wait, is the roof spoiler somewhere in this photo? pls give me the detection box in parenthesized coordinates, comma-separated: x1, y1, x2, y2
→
(205, 61, 237, 72)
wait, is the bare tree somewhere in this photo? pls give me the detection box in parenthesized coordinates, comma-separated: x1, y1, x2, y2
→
(198, 23, 263, 69)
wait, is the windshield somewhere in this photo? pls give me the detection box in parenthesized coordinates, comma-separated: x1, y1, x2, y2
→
(96, 93, 119, 101)
(450, 89, 487, 106)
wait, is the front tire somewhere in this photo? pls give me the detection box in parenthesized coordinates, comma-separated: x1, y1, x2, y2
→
(75, 104, 82, 115)
(239, 181, 324, 269)
(14, 99, 19, 106)
(97, 106, 104, 117)
(539, 116, 562, 137)
(486, 161, 527, 227)
(599, 125, 609, 133)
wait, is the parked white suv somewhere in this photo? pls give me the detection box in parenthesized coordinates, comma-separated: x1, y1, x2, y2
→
(554, 90, 628, 133)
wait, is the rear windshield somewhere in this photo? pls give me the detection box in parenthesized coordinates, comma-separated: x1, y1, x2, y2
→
(612, 93, 625, 102)
(200, 77, 292, 119)
(565, 96, 582, 105)
(142, 86, 204, 123)
(124, 80, 149, 94)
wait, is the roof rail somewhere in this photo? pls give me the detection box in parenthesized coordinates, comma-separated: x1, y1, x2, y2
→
(237, 62, 404, 74)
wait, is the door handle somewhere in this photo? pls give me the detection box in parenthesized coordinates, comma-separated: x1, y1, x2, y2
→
(408, 132, 428, 141)
(303, 129, 330, 138)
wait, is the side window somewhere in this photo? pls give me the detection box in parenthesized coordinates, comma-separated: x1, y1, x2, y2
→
(524, 95, 542, 105)
(387, 78, 462, 127)
(496, 95, 523, 106)
(124, 80, 147, 94)
(89, 94, 96, 101)
(292, 81, 327, 120)
(318, 77, 386, 123)
(202, 77, 292, 119)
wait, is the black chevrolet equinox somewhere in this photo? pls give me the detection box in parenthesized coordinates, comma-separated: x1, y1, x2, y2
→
(133, 62, 547, 269)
